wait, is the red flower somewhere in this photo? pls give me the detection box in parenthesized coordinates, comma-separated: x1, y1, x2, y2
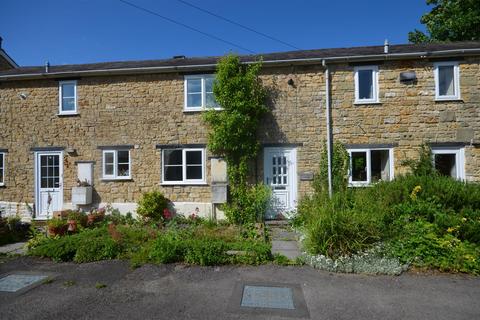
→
(163, 208, 172, 220)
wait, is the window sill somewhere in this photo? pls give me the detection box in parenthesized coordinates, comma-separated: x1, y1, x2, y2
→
(434, 98, 463, 102)
(160, 182, 208, 186)
(57, 113, 80, 117)
(353, 101, 382, 106)
(0, 184, 5, 188)
(101, 178, 133, 182)
(184, 107, 222, 113)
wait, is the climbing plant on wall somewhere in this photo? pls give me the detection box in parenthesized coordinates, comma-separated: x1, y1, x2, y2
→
(203, 54, 270, 224)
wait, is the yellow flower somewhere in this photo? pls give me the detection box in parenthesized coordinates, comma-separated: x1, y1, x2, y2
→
(410, 185, 422, 200)
(447, 227, 456, 233)
(461, 217, 467, 222)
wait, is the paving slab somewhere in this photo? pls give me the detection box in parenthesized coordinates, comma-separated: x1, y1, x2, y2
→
(0, 242, 27, 255)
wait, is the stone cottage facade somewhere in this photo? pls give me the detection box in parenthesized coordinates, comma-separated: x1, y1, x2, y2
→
(0, 41, 479, 220)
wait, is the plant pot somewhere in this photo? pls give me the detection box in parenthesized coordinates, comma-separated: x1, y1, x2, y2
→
(87, 214, 96, 225)
(67, 220, 77, 233)
(48, 224, 67, 237)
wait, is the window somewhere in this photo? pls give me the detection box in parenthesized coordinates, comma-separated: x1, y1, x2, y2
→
(431, 147, 465, 180)
(0, 153, 4, 186)
(348, 148, 393, 186)
(102, 150, 131, 179)
(184, 75, 219, 111)
(434, 62, 460, 100)
(59, 80, 77, 114)
(354, 66, 379, 103)
(162, 148, 205, 184)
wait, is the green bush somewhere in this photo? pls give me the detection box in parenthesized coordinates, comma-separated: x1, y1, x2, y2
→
(136, 190, 169, 222)
(223, 184, 271, 225)
(29, 235, 80, 262)
(74, 236, 120, 263)
(184, 238, 228, 266)
(147, 231, 186, 264)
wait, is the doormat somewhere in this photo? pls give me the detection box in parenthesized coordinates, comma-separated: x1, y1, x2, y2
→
(0, 274, 48, 292)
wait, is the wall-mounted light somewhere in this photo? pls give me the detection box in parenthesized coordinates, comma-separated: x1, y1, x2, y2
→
(66, 147, 77, 155)
(18, 93, 28, 100)
(287, 78, 294, 86)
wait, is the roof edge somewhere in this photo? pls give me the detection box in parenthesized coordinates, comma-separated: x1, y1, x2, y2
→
(1, 47, 480, 81)
(0, 49, 19, 68)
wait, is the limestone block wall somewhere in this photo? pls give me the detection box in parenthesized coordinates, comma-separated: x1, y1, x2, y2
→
(0, 55, 479, 219)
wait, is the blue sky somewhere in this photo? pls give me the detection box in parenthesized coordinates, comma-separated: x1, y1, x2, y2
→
(0, 0, 430, 66)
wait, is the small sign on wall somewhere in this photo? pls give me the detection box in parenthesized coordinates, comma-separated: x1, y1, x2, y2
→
(299, 171, 314, 181)
(212, 184, 227, 204)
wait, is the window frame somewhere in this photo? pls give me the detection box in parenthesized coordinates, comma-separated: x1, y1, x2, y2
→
(161, 148, 206, 185)
(102, 149, 131, 180)
(354, 65, 379, 104)
(434, 61, 461, 101)
(184, 74, 219, 111)
(58, 80, 78, 115)
(431, 147, 465, 180)
(0, 152, 5, 186)
(347, 147, 394, 186)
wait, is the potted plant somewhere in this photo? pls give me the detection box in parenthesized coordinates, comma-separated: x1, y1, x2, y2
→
(87, 207, 105, 226)
(47, 218, 68, 237)
(66, 210, 86, 232)
(72, 179, 93, 205)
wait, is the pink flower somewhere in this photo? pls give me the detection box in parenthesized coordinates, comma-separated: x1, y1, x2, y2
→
(163, 208, 172, 220)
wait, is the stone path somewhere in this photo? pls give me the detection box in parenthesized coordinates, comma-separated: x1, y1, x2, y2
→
(267, 222, 302, 261)
(0, 242, 27, 255)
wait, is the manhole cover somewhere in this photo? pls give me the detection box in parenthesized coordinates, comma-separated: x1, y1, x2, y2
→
(241, 285, 294, 309)
(0, 274, 48, 292)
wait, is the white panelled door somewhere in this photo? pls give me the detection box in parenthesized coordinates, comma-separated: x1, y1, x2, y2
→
(35, 152, 63, 219)
(264, 148, 297, 219)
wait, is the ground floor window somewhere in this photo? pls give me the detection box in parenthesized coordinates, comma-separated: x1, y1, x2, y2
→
(0, 152, 4, 186)
(431, 147, 465, 180)
(347, 148, 393, 186)
(162, 148, 205, 184)
(102, 150, 131, 179)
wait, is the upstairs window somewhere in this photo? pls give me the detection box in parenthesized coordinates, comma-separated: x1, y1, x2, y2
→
(59, 80, 77, 114)
(102, 150, 131, 179)
(354, 66, 379, 104)
(434, 62, 460, 100)
(0, 153, 4, 186)
(162, 148, 205, 184)
(348, 148, 393, 186)
(184, 75, 219, 111)
(431, 147, 465, 180)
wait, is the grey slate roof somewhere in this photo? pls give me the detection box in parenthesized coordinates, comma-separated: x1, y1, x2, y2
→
(1, 41, 479, 77)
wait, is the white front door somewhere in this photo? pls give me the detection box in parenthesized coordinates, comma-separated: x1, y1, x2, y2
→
(35, 152, 63, 219)
(264, 148, 297, 219)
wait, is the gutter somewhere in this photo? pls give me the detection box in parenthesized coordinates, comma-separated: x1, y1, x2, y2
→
(1, 48, 480, 81)
(323, 59, 333, 198)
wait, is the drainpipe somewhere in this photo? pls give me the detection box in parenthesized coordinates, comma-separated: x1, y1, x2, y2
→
(322, 60, 333, 198)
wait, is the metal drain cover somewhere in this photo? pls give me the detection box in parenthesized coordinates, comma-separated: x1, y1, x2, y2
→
(228, 282, 310, 318)
(0, 274, 48, 292)
(241, 285, 294, 309)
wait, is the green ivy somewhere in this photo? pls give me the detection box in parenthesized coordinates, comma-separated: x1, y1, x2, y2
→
(203, 54, 269, 224)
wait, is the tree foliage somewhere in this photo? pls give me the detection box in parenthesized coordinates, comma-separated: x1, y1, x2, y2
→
(203, 54, 269, 224)
(409, 0, 480, 43)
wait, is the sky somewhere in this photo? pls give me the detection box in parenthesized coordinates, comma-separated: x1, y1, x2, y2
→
(0, 0, 430, 66)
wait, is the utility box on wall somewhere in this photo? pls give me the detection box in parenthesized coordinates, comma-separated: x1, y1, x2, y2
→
(72, 186, 93, 205)
(210, 157, 227, 204)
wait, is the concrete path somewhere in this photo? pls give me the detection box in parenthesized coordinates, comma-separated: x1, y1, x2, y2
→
(0, 242, 27, 255)
(0, 257, 479, 320)
(268, 223, 302, 261)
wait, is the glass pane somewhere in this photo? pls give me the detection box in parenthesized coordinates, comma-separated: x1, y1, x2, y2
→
(62, 83, 75, 97)
(205, 93, 217, 108)
(186, 166, 202, 180)
(164, 166, 183, 181)
(283, 176, 287, 184)
(105, 164, 114, 176)
(117, 163, 129, 177)
(41, 177, 48, 188)
(62, 97, 75, 111)
(0, 169, 3, 183)
(117, 150, 129, 164)
(41, 166, 48, 178)
(439, 66, 454, 96)
(0, 155, 4, 168)
(164, 150, 182, 165)
(187, 93, 202, 108)
(54, 177, 60, 187)
(187, 78, 201, 93)
(371, 150, 390, 182)
(48, 166, 54, 177)
(105, 152, 114, 165)
(358, 69, 373, 99)
(273, 167, 276, 175)
(205, 77, 214, 92)
(272, 157, 276, 165)
(41, 156, 47, 166)
(351, 152, 367, 182)
(434, 154, 456, 177)
(186, 151, 202, 165)
(48, 156, 54, 166)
